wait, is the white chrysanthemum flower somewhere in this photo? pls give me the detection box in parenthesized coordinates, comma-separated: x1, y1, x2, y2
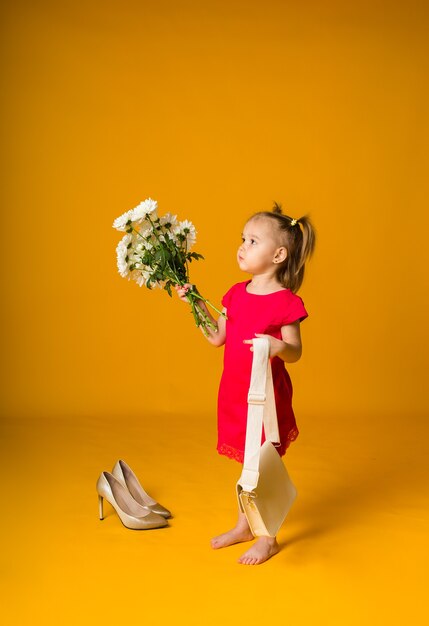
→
(116, 234, 132, 277)
(131, 198, 158, 224)
(173, 219, 197, 249)
(159, 212, 178, 229)
(142, 238, 153, 251)
(129, 250, 143, 265)
(131, 267, 164, 289)
(133, 268, 151, 287)
(138, 225, 153, 238)
(113, 210, 134, 232)
(166, 230, 178, 245)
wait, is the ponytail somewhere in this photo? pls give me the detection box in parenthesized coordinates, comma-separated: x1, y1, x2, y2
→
(250, 202, 316, 293)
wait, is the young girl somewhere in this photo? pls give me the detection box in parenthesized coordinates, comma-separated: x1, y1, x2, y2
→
(175, 203, 316, 565)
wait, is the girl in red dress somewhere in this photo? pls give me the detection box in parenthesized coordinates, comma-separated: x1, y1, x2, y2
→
(175, 203, 316, 565)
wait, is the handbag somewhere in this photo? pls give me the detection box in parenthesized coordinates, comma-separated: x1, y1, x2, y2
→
(236, 337, 297, 537)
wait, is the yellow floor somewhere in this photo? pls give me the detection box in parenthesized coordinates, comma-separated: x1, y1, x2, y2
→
(1, 409, 428, 625)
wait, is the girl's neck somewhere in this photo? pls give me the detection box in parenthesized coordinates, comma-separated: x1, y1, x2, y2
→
(246, 273, 285, 295)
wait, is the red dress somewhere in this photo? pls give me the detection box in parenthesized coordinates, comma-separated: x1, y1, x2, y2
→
(217, 280, 308, 464)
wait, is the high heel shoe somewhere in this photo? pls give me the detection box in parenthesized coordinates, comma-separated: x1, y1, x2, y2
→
(112, 459, 172, 519)
(96, 471, 168, 530)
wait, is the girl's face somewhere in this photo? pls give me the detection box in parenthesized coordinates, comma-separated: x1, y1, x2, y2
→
(237, 218, 286, 275)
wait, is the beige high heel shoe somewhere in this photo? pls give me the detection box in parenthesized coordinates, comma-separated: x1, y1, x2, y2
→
(112, 459, 172, 519)
(96, 471, 168, 530)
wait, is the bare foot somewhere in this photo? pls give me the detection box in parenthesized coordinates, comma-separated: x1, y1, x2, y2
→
(211, 525, 254, 549)
(238, 536, 280, 565)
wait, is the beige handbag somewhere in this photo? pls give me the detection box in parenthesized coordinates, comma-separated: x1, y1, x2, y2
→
(236, 337, 297, 537)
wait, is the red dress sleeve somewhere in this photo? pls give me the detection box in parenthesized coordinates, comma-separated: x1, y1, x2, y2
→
(280, 293, 308, 326)
(221, 283, 236, 310)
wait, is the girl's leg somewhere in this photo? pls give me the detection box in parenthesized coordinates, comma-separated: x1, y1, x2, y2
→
(210, 509, 254, 549)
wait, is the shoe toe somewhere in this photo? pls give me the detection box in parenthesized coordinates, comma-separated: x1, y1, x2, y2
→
(148, 504, 172, 519)
(142, 511, 169, 529)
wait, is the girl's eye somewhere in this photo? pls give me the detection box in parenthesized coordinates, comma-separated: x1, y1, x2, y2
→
(241, 237, 256, 244)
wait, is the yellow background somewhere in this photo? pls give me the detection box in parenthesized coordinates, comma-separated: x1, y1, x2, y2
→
(1, 1, 428, 624)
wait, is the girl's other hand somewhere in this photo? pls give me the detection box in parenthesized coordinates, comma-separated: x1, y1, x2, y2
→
(174, 283, 193, 302)
(243, 333, 286, 358)
(243, 325, 302, 363)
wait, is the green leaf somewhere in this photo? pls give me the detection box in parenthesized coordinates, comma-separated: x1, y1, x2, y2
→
(189, 252, 205, 261)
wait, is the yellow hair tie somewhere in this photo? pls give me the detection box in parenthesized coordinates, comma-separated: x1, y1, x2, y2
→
(290, 218, 298, 226)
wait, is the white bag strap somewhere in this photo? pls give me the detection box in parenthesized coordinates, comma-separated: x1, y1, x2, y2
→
(239, 337, 280, 492)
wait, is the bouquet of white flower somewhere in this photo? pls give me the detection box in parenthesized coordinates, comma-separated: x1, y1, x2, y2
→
(113, 198, 225, 336)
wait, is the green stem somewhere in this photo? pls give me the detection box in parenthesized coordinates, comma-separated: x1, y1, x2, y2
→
(194, 302, 218, 331)
(186, 289, 226, 318)
(192, 304, 215, 337)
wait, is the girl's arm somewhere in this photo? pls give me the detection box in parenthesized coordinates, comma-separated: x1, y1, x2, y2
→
(243, 321, 302, 363)
(174, 284, 227, 347)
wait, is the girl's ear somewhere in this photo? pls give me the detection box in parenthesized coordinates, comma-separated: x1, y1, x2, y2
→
(274, 247, 287, 263)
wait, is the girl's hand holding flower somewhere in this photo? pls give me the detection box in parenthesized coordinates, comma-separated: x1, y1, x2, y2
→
(174, 283, 193, 302)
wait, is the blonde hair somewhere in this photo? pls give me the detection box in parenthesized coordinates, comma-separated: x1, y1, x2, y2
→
(249, 202, 316, 293)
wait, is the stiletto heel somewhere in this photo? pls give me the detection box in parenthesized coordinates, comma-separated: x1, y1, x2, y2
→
(98, 494, 104, 520)
(96, 471, 168, 530)
(112, 459, 172, 518)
